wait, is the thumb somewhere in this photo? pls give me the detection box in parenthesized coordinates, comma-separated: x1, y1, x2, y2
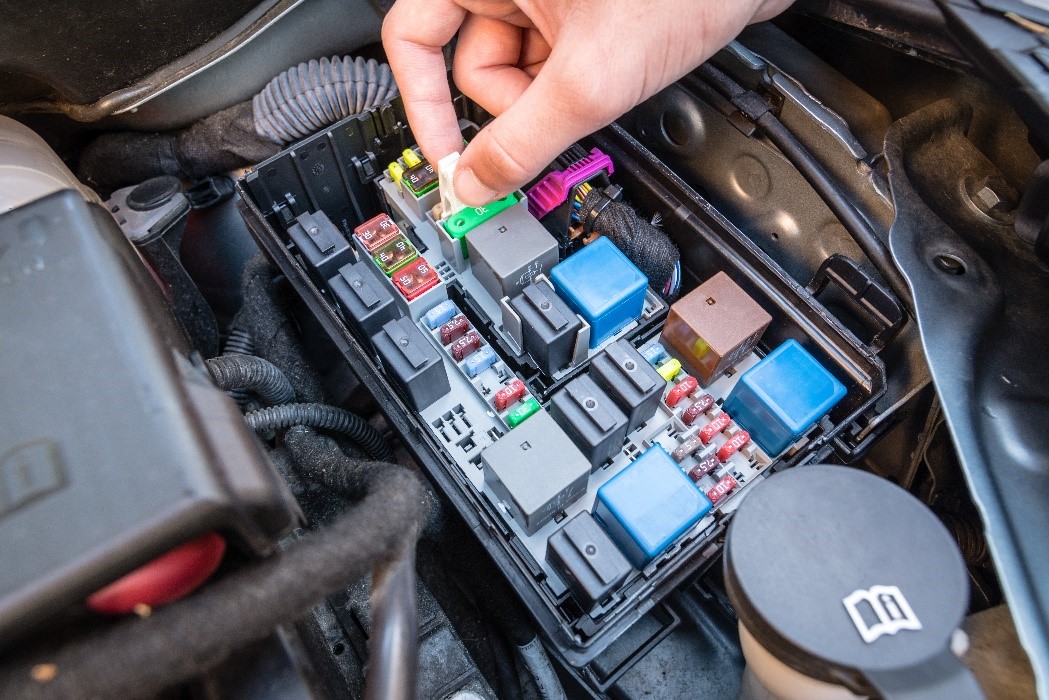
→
(453, 67, 610, 206)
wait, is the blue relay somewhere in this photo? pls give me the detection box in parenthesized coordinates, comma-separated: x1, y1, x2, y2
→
(723, 339, 846, 455)
(550, 237, 648, 347)
(594, 445, 712, 568)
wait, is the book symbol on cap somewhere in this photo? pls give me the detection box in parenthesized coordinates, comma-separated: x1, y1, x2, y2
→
(843, 585, 923, 644)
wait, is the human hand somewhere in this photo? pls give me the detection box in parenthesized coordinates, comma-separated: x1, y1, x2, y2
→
(382, 0, 792, 206)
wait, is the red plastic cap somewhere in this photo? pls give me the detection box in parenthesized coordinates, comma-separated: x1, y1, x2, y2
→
(87, 532, 227, 615)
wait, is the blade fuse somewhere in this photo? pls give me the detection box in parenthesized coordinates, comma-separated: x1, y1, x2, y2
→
(717, 430, 751, 462)
(439, 315, 471, 345)
(494, 380, 527, 412)
(682, 394, 715, 426)
(700, 413, 731, 444)
(450, 330, 482, 361)
(665, 375, 698, 407)
(688, 454, 720, 482)
(706, 475, 738, 504)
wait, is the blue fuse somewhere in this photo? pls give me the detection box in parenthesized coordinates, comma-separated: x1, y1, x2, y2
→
(463, 346, 498, 378)
(594, 445, 712, 568)
(422, 299, 459, 329)
(723, 339, 846, 456)
(641, 343, 668, 366)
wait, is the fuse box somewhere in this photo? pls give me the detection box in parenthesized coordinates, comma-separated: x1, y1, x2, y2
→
(237, 101, 886, 672)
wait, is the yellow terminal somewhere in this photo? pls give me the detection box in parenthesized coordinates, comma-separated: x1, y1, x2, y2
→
(656, 358, 682, 382)
(388, 161, 404, 190)
(401, 148, 422, 168)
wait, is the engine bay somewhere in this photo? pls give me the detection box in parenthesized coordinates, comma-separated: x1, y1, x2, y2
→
(1, 3, 1047, 698)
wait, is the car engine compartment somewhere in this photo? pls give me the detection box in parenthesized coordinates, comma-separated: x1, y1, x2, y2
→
(0, 2, 1046, 698)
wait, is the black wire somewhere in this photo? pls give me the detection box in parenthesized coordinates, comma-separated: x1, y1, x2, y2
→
(689, 65, 915, 317)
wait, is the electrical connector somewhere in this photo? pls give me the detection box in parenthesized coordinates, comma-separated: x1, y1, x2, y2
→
(437, 152, 467, 219)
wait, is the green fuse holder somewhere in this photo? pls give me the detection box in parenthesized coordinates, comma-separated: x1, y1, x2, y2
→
(442, 192, 521, 243)
(506, 397, 541, 428)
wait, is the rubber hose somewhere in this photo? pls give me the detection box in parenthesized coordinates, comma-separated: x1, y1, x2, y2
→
(0, 446, 429, 700)
(220, 328, 256, 408)
(580, 189, 679, 293)
(223, 327, 254, 356)
(253, 56, 399, 145)
(205, 354, 296, 407)
(244, 403, 391, 461)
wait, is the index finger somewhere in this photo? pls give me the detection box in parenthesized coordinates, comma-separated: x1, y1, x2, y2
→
(382, 0, 468, 163)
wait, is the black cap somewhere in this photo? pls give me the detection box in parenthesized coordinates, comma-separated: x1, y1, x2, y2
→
(126, 175, 181, 211)
(725, 466, 981, 698)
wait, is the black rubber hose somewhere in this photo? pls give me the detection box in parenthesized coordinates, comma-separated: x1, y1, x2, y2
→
(0, 442, 430, 700)
(244, 403, 391, 462)
(690, 65, 915, 316)
(223, 327, 254, 356)
(205, 354, 296, 406)
(253, 56, 398, 145)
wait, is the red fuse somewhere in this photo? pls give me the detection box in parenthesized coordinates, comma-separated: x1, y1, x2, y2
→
(699, 412, 732, 444)
(392, 259, 440, 300)
(671, 434, 705, 462)
(717, 430, 750, 462)
(681, 394, 715, 426)
(706, 475, 738, 504)
(354, 213, 400, 252)
(688, 454, 720, 482)
(494, 379, 527, 412)
(665, 375, 699, 408)
(439, 315, 470, 345)
(450, 330, 482, 361)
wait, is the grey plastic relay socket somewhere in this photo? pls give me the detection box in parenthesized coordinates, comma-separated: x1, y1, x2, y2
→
(589, 339, 664, 433)
(546, 511, 633, 609)
(287, 210, 355, 281)
(549, 374, 629, 471)
(371, 317, 450, 410)
(466, 204, 559, 301)
(507, 278, 584, 376)
(328, 261, 400, 338)
(480, 410, 590, 535)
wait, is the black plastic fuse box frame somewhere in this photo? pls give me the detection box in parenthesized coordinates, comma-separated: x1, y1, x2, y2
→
(236, 104, 886, 669)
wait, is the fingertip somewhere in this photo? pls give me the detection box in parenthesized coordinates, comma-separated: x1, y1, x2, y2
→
(453, 166, 500, 207)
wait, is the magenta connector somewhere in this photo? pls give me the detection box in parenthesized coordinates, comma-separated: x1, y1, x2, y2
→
(526, 147, 614, 221)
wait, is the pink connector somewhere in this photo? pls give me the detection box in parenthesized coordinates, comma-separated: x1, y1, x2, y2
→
(526, 147, 613, 220)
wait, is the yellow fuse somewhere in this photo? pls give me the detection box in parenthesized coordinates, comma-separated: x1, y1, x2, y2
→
(656, 358, 682, 382)
(402, 149, 422, 168)
(388, 162, 404, 190)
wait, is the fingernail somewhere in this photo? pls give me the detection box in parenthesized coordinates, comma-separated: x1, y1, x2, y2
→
(454, 167, 499, 207)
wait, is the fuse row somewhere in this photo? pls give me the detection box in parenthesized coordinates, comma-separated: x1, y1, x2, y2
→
(421, 300, 540, 427)
(354, 213, 440, 301)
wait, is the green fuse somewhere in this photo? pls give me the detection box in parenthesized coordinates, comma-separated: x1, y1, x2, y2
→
(442, 192, 521, 239)
(506, 397, 541, 428)
(373, 235, 418, 275)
